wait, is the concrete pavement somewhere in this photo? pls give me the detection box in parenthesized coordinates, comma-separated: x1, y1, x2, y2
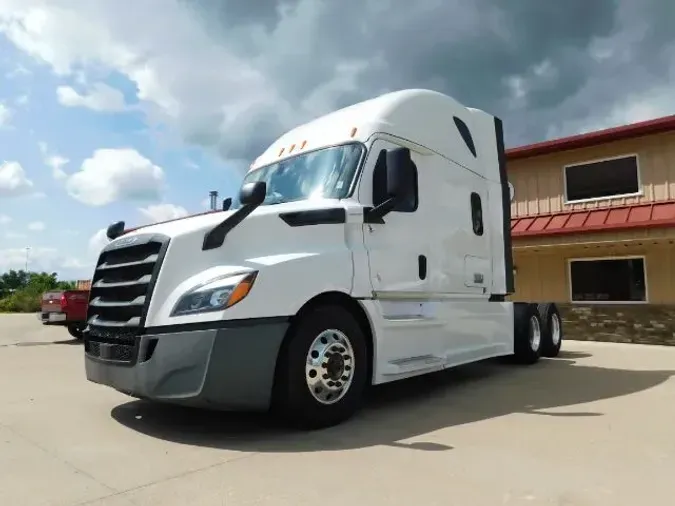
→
(1, 313, 674, 505)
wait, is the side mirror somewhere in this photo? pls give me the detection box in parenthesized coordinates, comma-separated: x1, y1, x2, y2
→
(386, 147, 416, 199)
(222, 197, 232, 211)
(106, 221, 126, 240)
(366, 147, 417, 223)
(239, 181, 266, 207)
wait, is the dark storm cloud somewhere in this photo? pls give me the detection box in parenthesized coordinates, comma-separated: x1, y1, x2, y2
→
(188, 0, 675, 159)
(183, 0, 292, 29)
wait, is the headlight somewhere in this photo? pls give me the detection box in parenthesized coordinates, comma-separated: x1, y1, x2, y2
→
(170, 271, 258, 316)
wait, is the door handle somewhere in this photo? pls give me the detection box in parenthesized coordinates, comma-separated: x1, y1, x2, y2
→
(418, 255, 427, 280)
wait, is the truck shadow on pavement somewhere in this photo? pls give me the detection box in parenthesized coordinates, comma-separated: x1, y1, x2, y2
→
(110, 352, 672, 453)
(13, 338, 81, 347)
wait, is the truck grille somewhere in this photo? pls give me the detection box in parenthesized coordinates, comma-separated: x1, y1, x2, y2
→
(85, 233, 169, 364)
(85, 340, 135, 362)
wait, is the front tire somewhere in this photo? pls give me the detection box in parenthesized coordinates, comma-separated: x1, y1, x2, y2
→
(273, 305, 369, 430)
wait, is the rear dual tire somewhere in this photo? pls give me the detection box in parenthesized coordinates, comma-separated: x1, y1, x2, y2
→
(513, 303, 543, 364)
(512, 302, 563, 364)
(537, 303, 563, 358)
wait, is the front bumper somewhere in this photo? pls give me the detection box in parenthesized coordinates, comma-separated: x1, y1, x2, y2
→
(85, 318, 289, 411)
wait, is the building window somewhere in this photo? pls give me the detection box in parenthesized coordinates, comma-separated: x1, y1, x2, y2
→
(569, 257, 646, 303)
(564, 155, 640, 203)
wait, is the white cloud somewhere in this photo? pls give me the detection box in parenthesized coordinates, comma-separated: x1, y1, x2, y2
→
(15, 94, 29, 106)
(0, 1, 294, 160)
(88, 228, 109, 257)
(4, 231, 26, 239)
(46, 155, 69, 180)
(6, 64, 31, 79)
(0, 214, 10, 225)
(27, 221, 45, 231)
(138, 203, 188, 224)
(0, 247, 90, 279)
(0, 103, 12, 127)
(2, 0, 671, 173)
(56, 82, 126, 112)
(66, 148, 165, 206)
(38, 141, 69, 179)
(61, 257, 89, 271)
(0, 161, 35, 198)
(0, 248, 34, 272)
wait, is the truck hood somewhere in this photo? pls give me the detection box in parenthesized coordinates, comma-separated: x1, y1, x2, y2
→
(123, 198, 362, 325)
(114, 199, 346, 242)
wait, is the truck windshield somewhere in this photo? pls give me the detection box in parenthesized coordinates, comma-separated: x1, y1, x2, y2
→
(232, 143, 364, 209)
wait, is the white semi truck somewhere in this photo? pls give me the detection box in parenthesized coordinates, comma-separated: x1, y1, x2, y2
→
(84, 89, 563, 429)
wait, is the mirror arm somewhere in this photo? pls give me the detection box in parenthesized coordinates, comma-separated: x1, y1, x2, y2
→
(364, 197, 397, 224)
(202, 202, 259, 251)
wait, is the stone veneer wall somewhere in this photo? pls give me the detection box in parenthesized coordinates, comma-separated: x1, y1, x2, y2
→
(558, 303, 675, 346)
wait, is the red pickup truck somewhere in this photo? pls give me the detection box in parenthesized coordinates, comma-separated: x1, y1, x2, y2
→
(39, 290, 89, 339)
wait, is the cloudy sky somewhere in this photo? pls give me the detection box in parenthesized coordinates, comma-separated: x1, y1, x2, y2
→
(0, 0, 674, 280)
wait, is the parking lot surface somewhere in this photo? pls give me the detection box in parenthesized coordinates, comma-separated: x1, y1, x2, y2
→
(2, 313, 675, 506)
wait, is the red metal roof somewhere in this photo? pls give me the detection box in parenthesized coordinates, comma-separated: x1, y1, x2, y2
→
(506, 115, 675, 161)
(511, 201, 675, 238)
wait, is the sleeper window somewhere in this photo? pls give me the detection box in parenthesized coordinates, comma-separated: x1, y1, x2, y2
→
(470, 192, 484, 236)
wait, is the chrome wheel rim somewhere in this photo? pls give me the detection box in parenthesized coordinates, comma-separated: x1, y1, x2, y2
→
(551, 313, 561, 346)
(529, 315, 541, 352)
(305, 329, 355, 405)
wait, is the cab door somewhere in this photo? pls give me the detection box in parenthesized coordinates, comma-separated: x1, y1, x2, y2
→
(359, 139, 444, 374)
(360, 139, 427, 296)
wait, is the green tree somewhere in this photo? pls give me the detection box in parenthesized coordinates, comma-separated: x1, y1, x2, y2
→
(0, 269, 80, 313)
(0, 269, 30, 293)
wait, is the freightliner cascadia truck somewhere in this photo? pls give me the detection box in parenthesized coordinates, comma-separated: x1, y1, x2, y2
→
(83, 89, 563, 429)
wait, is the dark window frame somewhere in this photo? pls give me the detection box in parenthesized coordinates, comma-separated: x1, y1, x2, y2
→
(563, 154, 641, 204)
(568, 256, 648, 303)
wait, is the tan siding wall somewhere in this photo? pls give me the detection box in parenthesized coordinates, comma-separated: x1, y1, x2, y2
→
(513, 227, 675, 248)
(75, 279, 91, 291)
(511, 240, 675, 304)
(509, 131, 675, 218)
(511, 251, 567, 302)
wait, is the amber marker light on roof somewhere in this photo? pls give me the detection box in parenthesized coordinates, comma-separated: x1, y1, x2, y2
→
(278, 147, 285, 157)
(350, 127, 358, 137)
